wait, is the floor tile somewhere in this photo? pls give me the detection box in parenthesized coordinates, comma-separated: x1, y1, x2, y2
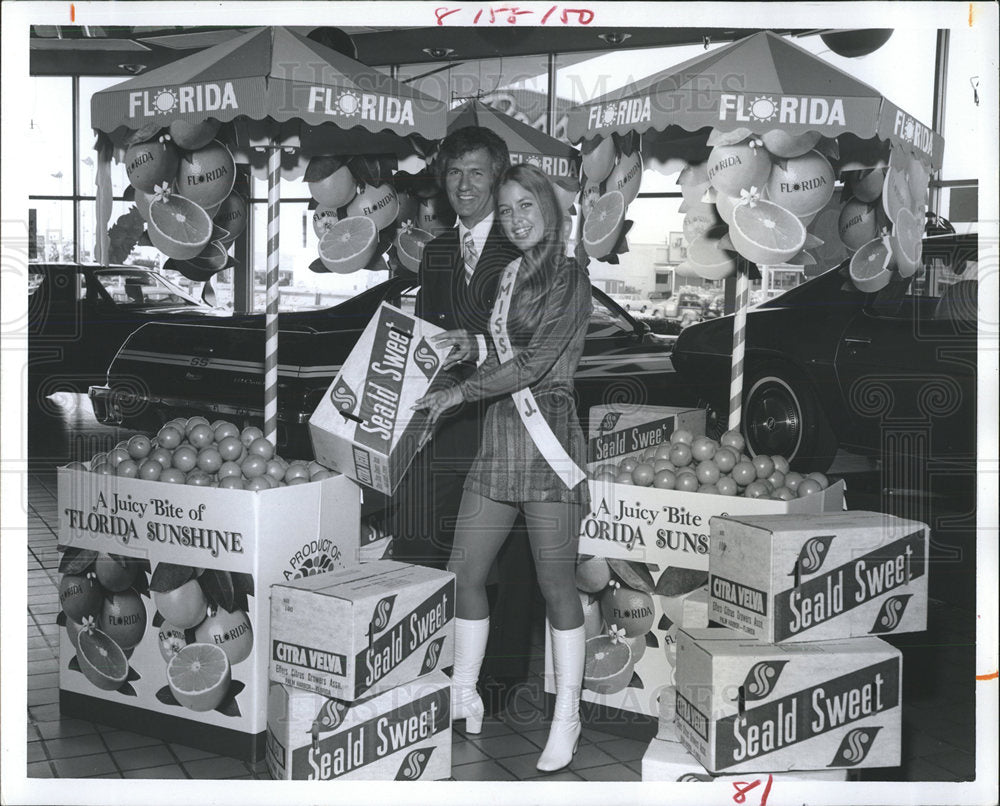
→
(113, 744, 177, 771)
(167, 743, 220, 762)
(925, 749, 975, 780)
(451, 739, 490, 766)
(451, 759, 518, 781)
(27, 761, 56, 778)
(182, 756, 253, 779)
(521, 768, 584, 781)
(470, 732, 540, 759)
(27, 672, 60, 690)
(101, 730, 166, 752)
(454, 717, 512, 740)
(27, 741, 49, 763)
(33, 718, 98, 741)
(52, 752, 117, 778)
(45, 733, 109, 760)
(568, 742, 617, 770)
(576, 761, 640, 781)
(593, 736, 649, 763)
(27, 688, 60, 707)
(123, 765, 190, 779)
(29, 704, 67, 724)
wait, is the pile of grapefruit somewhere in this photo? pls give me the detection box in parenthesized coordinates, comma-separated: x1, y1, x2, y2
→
(66, 416, 336, 490)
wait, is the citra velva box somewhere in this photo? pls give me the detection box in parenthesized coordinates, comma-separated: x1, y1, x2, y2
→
(674, 627, 901, 773)
(270, 560, 454, 701)
(266, 671, 451, 780)
(709, 511, 928, 643)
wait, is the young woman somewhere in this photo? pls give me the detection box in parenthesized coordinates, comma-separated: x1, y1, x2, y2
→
(414, 164, 592, 772)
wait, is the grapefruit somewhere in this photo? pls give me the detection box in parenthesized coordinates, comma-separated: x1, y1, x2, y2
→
(416, 196, 450, 235)
(706, 140, 772, 197)
(838, 197, 879, 252)
(606, 150, 643, 206)
(194, 607, 254, 666)
(678, 163, 711, 206)
(682, 202, 721, 245)
(653, 469, 677, 489)
(582, 137, 616, 183)
(761, 129, 822, 159)
(583, 634, 634, 695)
(582, 191, 626, 259)
(76, 628, 129, 691)
(169, 118, 221, 151)
(882, 166, 913, 225)
(59, 574, 103, 622)
(309, 164, 357, 208)
(687, 233, 736, 281)
(99, 589, 147, 650)
(890, 206, 923, 278)
(166, 642, 232, 712)
(730, 198, 807, 266)
(852, 167, 886, 203)
(807, 204, 849, 271)
(393, 191, 421, 229)
(797, 478, 823, 497)
(147, 194, 213, 261)
(347, 183, 400, 231)
(580, 182, 603, 217)
(95, 554, 139, 592)
(153, 578, 208, 630)
(175, 141, 237, 209)
(575, 556, 611, 593)
(318, 216, 379, 274)
(138, 458, 163, 480)
(631, 463, 655, 487)
(600, 585, 654, 637)
(849, 236, 893, 293)
(212, 193, 248, 244)
(394, 224, 434, 273)
(764, 151, 834, 218)
(312, 206, 341, 238)
(157, 622, 191, 662)
(125, 139, 180, 193)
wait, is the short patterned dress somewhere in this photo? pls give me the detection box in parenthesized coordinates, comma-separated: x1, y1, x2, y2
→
(458, 256, 592, 507)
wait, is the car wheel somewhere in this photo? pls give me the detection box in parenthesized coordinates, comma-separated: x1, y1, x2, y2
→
(742, 364, 837, 472)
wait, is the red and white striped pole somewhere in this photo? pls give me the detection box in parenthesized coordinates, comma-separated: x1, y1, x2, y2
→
(263, 142, 281, 445)
(727, 260, 751, 432)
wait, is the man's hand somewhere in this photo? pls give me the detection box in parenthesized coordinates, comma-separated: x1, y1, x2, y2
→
(412, 385, 464, 428)
(431, 329, 479, 370)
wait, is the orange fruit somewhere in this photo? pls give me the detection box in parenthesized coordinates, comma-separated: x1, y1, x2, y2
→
(95, 554, 139, 592)
(631, 463, 655, 487)
(157, 622, 191, 663)
(706, 140, 772, 197)
(347, 183, 400, 231)
(583, 191, 626, 259)
(606, 150, 643, 206)
(653, 469, 677, 489)
(849, 236, 893, 293)
(309, 164, 357, 208)
(166, 642, 231, 712)
(60, 574, 103, 622)
(764, 150, 835, 218)
(881, 166, 913, 226)
(730, 198, 807, 266)
(240, 425, 264, 446)
(125, 139, 180, 193)
(890, 206, 923, 278)
(807, 471, 830, 489)
(175, 141, 237, 209)
(212, 192, 247, 244)
(318, 216, 378, 274)
(153, 578, 208, 630)
(99, 588, 147, 650)
(797, 478, 823, 497)
(838, 197, 879, 252)
(600, 585, 655, 637)
(194, 607, 254, 666)
(394, 224, 434, 273)
(720, 429, 745, 453)
(147, 194, 213, 261)
(761, 129, 821, 159)
(731, 461, 757, 486)
(852, 167, 886, 203)
(169, 118, 221, 150)
(583, 634, 634, 695)
(582, 136, 616, 183)
(676, 473, 700, 492)
(77, 628, 129, 691)
(716, 476, 739, 496)
(575, 556, 612, 593)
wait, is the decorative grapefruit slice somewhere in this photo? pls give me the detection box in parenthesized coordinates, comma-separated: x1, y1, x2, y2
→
(583, 634, 634, 695)
(729, 198, 807, 266)
(849, 236, 893, 292)
(147, 194, 213, 260)
(582, 191, 626, 259)
(166, 642, 232, 712)
(77, 627, 129, 691)
(393, 224, 434, 273)
(890, 207, 923, 278)
(882, 166, 913, 226)
(318, 216, 378, 274)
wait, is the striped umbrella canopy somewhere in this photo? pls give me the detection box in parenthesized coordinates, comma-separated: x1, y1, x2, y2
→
(90, 27, 448, 446)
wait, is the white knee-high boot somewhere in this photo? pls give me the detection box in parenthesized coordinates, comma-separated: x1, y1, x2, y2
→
(451, 617, 489, 734)
(537, 624, 586, 772)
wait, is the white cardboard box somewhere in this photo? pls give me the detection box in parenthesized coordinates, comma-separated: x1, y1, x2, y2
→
(587, 405, 706, 464)
(56, 466, 362, 761)
(643, 723, 848, 782)
(309, 303, 451, 495)
(270, 560, 454, 701)
(709, 511, 929, 643)
(266, 671, 451, 780)
(674, 627, 902, 773)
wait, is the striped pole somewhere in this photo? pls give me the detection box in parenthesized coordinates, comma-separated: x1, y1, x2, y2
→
(264, 143, 281, 445)
(728, 262, 751, 432)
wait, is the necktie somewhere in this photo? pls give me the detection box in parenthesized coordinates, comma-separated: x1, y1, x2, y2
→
(463, 232, 478, 283)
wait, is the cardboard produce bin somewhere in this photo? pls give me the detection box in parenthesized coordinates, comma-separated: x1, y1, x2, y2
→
(674, 627, 902, 773)
(309, 303, 451, 495)
(56, 466, 362, 762)
(644, 721, 848, 782)
(709, 511, 929, 643)
(270, 560, 454, 701)
(588, 405, 706, 465)
(266, 671, 451, 780)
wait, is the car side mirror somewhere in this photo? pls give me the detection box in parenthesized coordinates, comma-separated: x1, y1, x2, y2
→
(635, 319, 651, 337)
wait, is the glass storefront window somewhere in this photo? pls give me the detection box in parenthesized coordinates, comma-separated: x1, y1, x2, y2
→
(29, 200, 75, 263)
(29, 77, 74, 197)
(78, 77, 131, 198)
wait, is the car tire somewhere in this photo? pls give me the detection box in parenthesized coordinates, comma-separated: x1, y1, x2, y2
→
(742, 364, 837, 472)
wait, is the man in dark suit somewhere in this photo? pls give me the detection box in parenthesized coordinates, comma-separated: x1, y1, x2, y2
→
(389, 126, 536, 716)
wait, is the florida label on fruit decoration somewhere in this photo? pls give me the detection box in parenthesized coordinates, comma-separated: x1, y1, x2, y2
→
(56, 445, 361, 758)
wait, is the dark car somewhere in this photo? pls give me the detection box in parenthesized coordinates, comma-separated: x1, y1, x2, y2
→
(89, 277, 676, 456)
(669, 233, 979, 472)
(28, 263, 225, 402)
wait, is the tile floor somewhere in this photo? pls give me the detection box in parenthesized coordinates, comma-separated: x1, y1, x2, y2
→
(21, 398, 981, 783)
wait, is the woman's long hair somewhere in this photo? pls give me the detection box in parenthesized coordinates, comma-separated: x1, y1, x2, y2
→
(493, 164, 569, 339)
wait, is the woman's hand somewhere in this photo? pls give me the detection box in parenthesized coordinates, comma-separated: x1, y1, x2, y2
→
(412, 385, 464, 427)
(431, 329, 479, 370)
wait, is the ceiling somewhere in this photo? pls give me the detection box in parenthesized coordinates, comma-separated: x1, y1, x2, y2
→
(29, 25, 811, 77)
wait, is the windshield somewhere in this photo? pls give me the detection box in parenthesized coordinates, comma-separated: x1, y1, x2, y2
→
(92, 268, 201, 307)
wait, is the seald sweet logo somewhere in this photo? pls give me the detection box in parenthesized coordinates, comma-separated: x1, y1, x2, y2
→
(414, 338, 440, 380)
(870, 594, 912, 634)
(742, 660, 789, 701)
(369, 595, 397, 635)
(676, 772, 713, 782)
(331, 380, 358, 413)
(829, 726, 881, 766)
(312, 699, 349, 734)
(395, 747, 434, 780)
(420, 637, 445, 675)
(598, 412, 622, 434)
(791, 535, 835, 575)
